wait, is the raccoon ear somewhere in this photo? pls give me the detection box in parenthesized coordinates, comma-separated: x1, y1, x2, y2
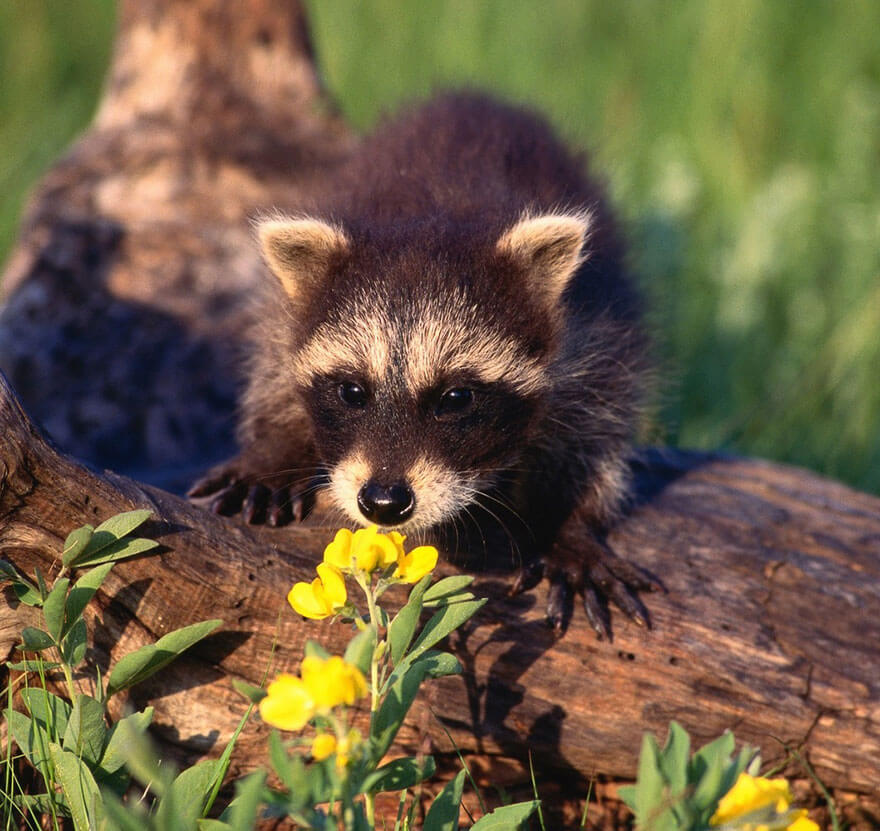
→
(495, 212, 592, 310)
(257, 216, 350, 299)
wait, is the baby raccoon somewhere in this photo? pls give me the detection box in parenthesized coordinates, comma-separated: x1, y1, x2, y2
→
(189, 92, 653, 636)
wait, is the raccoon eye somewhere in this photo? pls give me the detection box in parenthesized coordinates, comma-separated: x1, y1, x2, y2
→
(435, 387, 473, 418)
(338, 381, 368, 408)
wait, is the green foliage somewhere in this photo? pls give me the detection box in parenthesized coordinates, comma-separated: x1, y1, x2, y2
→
(618, 722, 756, 831)
(2, 511, 224, 830)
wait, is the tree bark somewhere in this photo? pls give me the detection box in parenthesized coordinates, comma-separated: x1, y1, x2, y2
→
(1, 1, 878, 827)
(2, 370, 879, 826)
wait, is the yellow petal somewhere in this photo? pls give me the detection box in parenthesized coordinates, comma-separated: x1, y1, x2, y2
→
(788, 813, 820, 831)
(288, 578, 332, 619)
(711, 774, 793, 825)
(395, 545, 439, 583)
(259, 673, 314, 731)
(301, 655, 368, 710)
(323, 528, 353, 570)
(311, 733, 337, 761)
(316, 562, 347, 610)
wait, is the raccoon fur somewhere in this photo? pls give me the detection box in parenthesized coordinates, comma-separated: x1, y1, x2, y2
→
(189, 92, 653, 636)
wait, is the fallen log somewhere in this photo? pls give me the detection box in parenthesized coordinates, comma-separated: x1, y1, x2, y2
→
(1, 1, 878, 827)
(2, 370, 879, 826)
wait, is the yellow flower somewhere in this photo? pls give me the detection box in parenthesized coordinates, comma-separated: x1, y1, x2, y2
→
(323, 528, 354, 570)
(259, 655, 368, 732)
(334, 728, 361, 768)
(301, 654, 368, 710)
(311, 733, 337, 761)
(324, 525, 400, 573)
(711, 773, 819, 831)
(394, 544, 439, 583)
(258, 673, 315, 731)
(288, 563, 347, 619)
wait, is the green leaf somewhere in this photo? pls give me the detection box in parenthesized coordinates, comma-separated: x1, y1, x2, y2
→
(12, 579, 43, 606)
(62, 525, 95, 567)
(405, 599, 486, 665)
(6, 659, 61, 672)
(62, 693, 107, 766)
(98, 707, 154, 776)
(268, 730, 306, 793)
(469, 800, 540, 830)
(633, 732, 665, 827)
(417, 650, 462, 678)
(304, 639, 331, 660)
(112, 716, 173, 797)
(73, 537, 159, 568)
(371, 653, 441, 762)
(102, 791, 152, 831)
(61, 618, 88, 667)
(423, 768, 466, 831)
(62, 562, 114, 639)
(7, 708, 53, 769)
(231, 678, 266, 704)
(20, 626, 55, 651)
(219, 771, 266, 831)
(422, 575, 475, 604)
(361, 755, 436, 794)
(167, 760, 222, 823)
(42, 577, 70, 642)
(659, 721, 690, 797)
(388, 575, 430, 665)
(21, 688, 72, 738)
(94, 509, 153, 540)
(617, 784, 636, 810)
(107, 619, 222, 696)
(50, 743, 105, 831)
(1, 561, 43, 606)
(690, 731, 736, 813)
(344, 625, 377, 677)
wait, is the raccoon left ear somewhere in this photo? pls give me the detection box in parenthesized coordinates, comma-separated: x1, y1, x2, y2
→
(257, 216, 350, 299)
(495, 212, 592, 310)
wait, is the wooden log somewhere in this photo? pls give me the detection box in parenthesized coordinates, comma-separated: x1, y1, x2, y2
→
(1, 370, 879, 826)
(1, 1, 878, 826)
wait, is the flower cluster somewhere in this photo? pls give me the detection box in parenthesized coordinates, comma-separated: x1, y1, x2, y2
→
(288, 526, 439, 619)
(259, 655, 367, 732)
(710, 773, 819, 831)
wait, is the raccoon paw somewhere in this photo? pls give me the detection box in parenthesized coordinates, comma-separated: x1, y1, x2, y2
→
(187, 462, 318, 526)
(510, 537, 657, 640)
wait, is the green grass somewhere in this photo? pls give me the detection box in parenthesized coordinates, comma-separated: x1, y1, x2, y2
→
(2, 1, 879, 493)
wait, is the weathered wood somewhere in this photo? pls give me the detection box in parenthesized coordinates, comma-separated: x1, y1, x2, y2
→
(1, 1, 878, 827)
(1, 371, 879, 823)
(0, 0, 353, 493)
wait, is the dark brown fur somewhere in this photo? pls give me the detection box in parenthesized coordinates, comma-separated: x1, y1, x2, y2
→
(190, 92, 653, 635)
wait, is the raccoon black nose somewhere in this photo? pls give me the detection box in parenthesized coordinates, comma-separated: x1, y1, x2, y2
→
(357, 481, 415, 526)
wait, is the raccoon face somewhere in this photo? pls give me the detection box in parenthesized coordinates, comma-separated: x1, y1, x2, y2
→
(258, 211, 590, 531)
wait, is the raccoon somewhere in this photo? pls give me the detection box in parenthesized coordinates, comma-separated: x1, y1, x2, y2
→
(189, 92, 654, 636)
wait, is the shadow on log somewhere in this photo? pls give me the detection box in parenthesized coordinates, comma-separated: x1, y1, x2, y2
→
(1, 0, 879, 827)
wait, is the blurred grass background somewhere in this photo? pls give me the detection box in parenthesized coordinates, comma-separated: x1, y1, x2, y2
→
(1, 1, 878, 493)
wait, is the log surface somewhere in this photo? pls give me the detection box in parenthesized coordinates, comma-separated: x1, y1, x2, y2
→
(1, 0, 878, 826)
(1, 370, 879, 809)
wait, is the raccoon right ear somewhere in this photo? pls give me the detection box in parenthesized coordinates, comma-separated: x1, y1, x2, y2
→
(495, 212, 592, 311)
(257, 217, 350, 299)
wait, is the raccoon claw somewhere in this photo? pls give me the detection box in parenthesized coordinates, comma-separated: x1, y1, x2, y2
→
(189, 463, 319, 526)
(517, 536, 654, 639)
(545, 571, 573, 633)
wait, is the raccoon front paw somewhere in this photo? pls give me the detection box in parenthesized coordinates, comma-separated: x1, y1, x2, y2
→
(510, 536, 657, 640)
(187, 461, 319, 526)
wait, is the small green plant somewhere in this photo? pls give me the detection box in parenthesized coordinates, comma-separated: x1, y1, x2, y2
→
(1, 510, 222, 830)
(246, 525, 540, 830)
(619, 722, 818, 831)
